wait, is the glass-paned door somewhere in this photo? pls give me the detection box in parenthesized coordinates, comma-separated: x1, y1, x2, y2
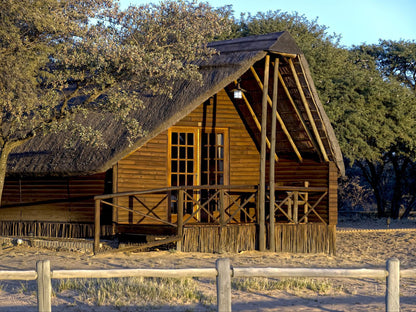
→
(201, 132, 225, 186)
(200, 131, 226, 222)
(169, 129, 198, 217)
(168, 127, 228, 222)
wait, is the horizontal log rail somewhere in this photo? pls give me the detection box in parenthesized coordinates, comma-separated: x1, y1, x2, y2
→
(94, 185, 257, 201)
(0, 258, 412, 312)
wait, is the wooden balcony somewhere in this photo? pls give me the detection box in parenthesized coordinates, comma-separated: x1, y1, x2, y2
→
(94, 184, 333, 254)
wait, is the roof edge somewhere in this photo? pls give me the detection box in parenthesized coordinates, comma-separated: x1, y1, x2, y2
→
(298, 54, 345, 176)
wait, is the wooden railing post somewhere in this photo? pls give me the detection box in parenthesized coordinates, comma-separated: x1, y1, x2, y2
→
(386, 258, 400, 312)
(36, 260, 51, 312)
(216, 258, 232, 312)
(293, 191, 298, 224)
(304, 181, 309, 223)
(219, 189, 225, 226)
(177, 190, 184, 252)
(219, 189, 225, 253)
(94, 199, 101, 254)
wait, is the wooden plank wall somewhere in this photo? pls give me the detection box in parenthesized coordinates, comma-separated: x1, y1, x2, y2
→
(116, 133, 169, 224)
(0, 173, 106, 223)
(116, 90, 261, 224)
(272, 159, 331, 223)
(115, 89, 335, 225)
(328, 162, 338, 225)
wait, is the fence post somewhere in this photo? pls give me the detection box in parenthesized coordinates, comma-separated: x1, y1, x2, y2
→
(36, 260, 51, 312)
(177, 189, 184, 252)
(216, 258, 232, 312)
(94, 199, 101, 254)
(386, 258, 400, 312)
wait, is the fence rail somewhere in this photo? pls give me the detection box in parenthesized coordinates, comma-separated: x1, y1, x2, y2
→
(0, 258, 414, 312)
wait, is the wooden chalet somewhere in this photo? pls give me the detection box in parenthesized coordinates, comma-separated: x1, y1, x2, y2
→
(1, 32, 344, 254)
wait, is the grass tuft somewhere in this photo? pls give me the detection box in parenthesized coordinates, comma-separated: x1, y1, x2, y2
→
(55, 277, 215, 307)
(232, 277, 337, 295)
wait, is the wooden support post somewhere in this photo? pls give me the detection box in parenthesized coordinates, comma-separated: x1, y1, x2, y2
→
(94, 199, 101, 254)
(219, 189, 225, 253)
(36, 260, 51, 312)
(177, 190, 184, 252)
(287, 197, 293, 221)
(386, 258, 400, 312)
(304, 181, 309, 223)
(219, 189, 225, 226)
(111, 164, 118, 236)
(293, 191, 299, 224)
(259, 55, 270, 252)
(269, 57, 279, 252)
(216, 258, 232, 312)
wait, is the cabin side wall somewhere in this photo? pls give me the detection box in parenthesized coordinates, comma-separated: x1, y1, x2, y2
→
(0, 173, 108, 237)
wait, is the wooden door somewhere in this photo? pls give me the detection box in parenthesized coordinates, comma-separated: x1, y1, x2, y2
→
(168, 128, 199, 219)
(168, 127, 229, 222)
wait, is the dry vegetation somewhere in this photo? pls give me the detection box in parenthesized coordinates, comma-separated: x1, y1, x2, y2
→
(0, 217, 416, 311)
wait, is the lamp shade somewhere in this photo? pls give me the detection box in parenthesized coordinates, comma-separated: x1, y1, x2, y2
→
(233, 89, 243, 99)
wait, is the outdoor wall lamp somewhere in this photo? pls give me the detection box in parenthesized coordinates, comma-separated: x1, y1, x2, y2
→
(232, 79, 246, 99)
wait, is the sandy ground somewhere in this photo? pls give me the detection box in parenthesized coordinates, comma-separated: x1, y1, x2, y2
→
(0, 217, 416, 311)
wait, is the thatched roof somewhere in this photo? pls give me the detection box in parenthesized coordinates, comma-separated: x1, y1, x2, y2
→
(7, 31, 344, 176)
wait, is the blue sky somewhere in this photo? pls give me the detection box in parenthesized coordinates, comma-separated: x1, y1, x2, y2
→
(119, 0, 416, 47)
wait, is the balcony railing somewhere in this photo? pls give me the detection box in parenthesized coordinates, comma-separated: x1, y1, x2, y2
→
(93, 184, 329, 253)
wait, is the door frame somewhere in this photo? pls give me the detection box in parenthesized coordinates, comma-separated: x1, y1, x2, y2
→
(167, 126, 230, 221)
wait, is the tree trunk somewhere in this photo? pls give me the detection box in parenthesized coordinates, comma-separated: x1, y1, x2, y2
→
(0, 141, 26, 205)
(357, 160, 386, 217)
(402, 200, 416, 219)
(390, 156, 409, 219)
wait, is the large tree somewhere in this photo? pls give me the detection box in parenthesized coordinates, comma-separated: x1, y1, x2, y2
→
(0, 0, 230, 202)
(355, 40, 416, 217)
(225, 10, 416, 218)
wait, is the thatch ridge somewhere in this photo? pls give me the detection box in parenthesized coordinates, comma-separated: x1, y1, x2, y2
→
(208, 31, 301, 55)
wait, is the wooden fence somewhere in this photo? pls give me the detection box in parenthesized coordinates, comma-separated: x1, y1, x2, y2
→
(1, 258, 414, 312)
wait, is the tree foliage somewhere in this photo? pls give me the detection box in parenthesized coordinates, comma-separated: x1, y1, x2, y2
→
(224, 9, 416, 218)
(0, 0, 230, 202)
(360, 40, 416, 93)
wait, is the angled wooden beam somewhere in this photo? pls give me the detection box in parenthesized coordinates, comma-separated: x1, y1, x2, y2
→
(277, 71, 320, 155)
(250, 66, 303, 162)
(297, 56, 334, 156)
(270, 51, 297, 59)
(231, 83, 278, 162)
(288, 58, 329, 162)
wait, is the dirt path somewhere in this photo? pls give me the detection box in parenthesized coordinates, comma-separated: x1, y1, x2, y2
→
(0, 227, 416, 311)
